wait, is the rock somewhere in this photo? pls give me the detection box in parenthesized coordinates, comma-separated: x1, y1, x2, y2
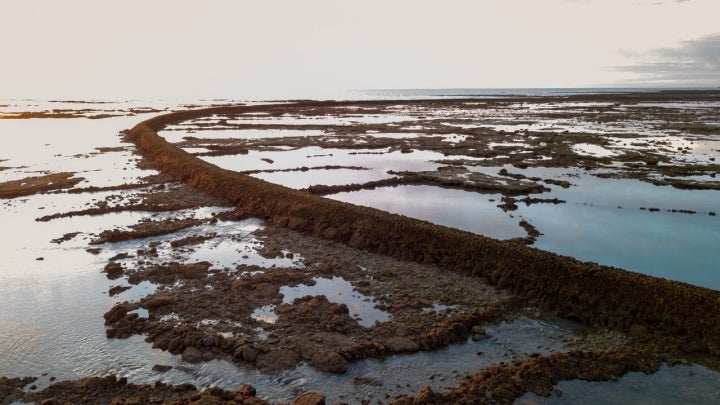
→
(385, 337, 419, 353)
(180, 262, 210, 279)
(143, 295, 173, 309)
(181, 347, 203, 363)
(309, 352, 348, 373)
(104, 262, 124, 280)
(234, 345, 259, 363)
(292, 392, 325, 405)
(395, 325, 411, 337)
(202, 336, 215, 347)
(448, 322, 469, 339)
(41, 399, 60, 405)
(0, 384, 24, 404)
(415, 386, 435, 403)
(256, 349, 300, 371)
(471, 325, 487, 341)
(248, 283, 279, 300)
(152, 364, 172, 372)
(108, 285, 131, 296)
(103, 305, 127, 325)
(235, 384, 257, 397)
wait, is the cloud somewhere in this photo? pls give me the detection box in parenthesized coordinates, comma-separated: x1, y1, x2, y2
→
(615, 34, 720, 86)
(632, 0, 691, 5)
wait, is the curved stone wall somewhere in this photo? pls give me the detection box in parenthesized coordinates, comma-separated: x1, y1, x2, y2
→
(125, 102, 720, 356)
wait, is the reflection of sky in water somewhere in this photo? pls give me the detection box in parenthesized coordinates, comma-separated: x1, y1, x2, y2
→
(0, 114, 158, 185)
(226, 113, 417, 127)
(509, 173, 720, 289)
(251, 168, 394, 189)
(183, 219, 301, 269)
(572, 143, 619, 157)
(517, 364, 720, 405)
(160, 128, 326, 143)
(250, 305, 279, 324)
(520, 202, 720, 290)
(252, 276, 389, 328)
(205, 147, 444, 180)
(328, 171, 720, 289)
(281, 277, 389, 327)
(328, 185, 525, 241)
(0, 192, 198, 381)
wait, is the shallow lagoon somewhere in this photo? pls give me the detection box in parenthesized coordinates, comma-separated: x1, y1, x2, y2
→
(327, 172, 720, 290)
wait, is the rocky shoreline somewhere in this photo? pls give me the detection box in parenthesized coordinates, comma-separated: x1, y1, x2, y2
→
(3, 93, 720, 404)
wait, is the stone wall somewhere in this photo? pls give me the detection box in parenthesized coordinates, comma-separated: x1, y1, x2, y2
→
(126, 102, 720, 356)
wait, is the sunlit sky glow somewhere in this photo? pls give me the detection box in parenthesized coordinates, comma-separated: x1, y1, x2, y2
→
(1, 0, 718, 99)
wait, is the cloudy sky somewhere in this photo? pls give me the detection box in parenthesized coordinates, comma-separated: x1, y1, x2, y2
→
(1, 0, 718, 99)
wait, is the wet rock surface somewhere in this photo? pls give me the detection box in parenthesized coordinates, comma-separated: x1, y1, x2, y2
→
(102, 220, 515, 373)
(0, 172, 84, 199)
(18, 374, 324, 405)
(389, 349, 664, 404)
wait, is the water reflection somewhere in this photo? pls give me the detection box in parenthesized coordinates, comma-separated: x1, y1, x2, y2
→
(516, 364, 720, 405)
(252, 276, 389, 328)
(328, 185, 526, 241)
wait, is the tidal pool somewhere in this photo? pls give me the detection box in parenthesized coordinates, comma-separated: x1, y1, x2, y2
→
(328, 185, 526, 241)
(326, 161, 720, 290)
(251, 276, 390, 328)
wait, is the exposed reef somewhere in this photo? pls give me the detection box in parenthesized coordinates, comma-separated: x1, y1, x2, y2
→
(0, 172, 84, 199)
(124, 97, 720, 360)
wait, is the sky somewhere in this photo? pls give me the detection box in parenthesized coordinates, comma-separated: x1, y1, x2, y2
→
(1, 0, 718, 100)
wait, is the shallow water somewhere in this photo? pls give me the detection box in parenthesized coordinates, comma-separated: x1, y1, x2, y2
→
(516, 364, 720, 405)
(3, 99, 720, 402)
(328, 185, 526, 241)
(327, 165, 720, 289)
(162, 99, 720, 290)
(160, 128, 327, 143)
(205, 146, 444, 172)
(251, 276, 390, 328)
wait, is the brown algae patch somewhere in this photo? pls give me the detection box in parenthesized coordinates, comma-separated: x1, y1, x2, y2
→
(0, 172, 84, 198)
(36, 180, 233, 222)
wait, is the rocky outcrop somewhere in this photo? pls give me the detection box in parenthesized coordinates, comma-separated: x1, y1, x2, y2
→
(0, 172, 84, 199)
(389, 349, 663, 404)
(20, 374, 324, 405)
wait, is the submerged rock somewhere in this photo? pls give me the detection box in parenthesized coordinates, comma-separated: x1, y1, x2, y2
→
(181, 347, 203, 363)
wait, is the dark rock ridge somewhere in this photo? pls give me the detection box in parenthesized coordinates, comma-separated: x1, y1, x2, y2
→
(124, 100, 720, 358)
(20, 374, 324, 405)
(388, 348, 663, 404)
